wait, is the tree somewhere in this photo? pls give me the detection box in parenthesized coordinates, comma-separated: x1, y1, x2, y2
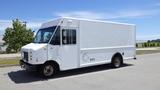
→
(158, 43, 160, 47)
(152, 43, 155, 47)
(144, 42, 147, 47)
(3, 19, 34, 53)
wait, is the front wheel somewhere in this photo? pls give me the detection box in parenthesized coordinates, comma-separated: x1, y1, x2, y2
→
(40, 63, 57, 77)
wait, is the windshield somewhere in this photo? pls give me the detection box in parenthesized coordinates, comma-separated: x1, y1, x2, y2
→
(33, 26, 57, 43)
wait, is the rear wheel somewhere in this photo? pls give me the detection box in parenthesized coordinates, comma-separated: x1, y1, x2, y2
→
(111, 55, 123, 68)
(40, 63, 57, 77)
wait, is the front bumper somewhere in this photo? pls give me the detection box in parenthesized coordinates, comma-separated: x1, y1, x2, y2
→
(19, 60, 41, 71)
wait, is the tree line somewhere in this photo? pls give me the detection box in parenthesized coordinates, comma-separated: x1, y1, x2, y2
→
(136, 39, 160, 48)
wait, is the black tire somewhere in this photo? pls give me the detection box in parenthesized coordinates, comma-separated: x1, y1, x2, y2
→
(111, 55, 123, 68)
(39, 63, 57, 77)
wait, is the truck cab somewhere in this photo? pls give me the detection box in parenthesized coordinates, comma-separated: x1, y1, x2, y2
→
(20, 18, 79, 77)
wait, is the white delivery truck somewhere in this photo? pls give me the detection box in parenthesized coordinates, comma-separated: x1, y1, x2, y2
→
(20, 17, 136, 77)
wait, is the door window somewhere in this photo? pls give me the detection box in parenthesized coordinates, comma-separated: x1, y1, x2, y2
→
(50, 28, 60, 45)
(62, 29, 76, 45)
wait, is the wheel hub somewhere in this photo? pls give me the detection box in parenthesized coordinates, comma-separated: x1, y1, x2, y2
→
(43, 65, 54, 76)
(114, 58, 121, 67)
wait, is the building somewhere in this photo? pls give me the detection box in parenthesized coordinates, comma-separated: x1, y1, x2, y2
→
(0, 36, 7, 53)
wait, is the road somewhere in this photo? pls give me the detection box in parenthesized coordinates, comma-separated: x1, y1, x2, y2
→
(0, 53, 160, 90)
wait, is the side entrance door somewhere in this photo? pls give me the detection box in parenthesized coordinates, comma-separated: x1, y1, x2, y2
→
(59, 27, 79, 70)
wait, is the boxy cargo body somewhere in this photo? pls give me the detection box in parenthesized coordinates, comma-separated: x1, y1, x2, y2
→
(20, 17, 136, 77)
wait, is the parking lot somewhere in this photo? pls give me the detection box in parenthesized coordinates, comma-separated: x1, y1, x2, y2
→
(0, 53, 160, 90)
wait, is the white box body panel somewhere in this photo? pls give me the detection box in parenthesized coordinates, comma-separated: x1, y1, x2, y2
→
(78, 19, 135, 67)
(79, 20, 135, 48)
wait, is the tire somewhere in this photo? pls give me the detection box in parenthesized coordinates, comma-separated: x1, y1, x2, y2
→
(39, 63, 57, 77)
(111, 55, 123, 68)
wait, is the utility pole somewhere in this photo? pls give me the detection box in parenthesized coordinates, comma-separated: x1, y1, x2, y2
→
(22, 21, 27, 27)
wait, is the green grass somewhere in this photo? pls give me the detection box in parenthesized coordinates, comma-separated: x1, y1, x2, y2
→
(136, 50, 160, 55)
(0, 58, 20, 67)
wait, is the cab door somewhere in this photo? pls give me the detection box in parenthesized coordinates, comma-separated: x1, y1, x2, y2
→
(59, 27, 79, 70)
(47, 27, 61, 61)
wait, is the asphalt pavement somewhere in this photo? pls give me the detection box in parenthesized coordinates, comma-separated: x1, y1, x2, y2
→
(0, 53, 160, 90)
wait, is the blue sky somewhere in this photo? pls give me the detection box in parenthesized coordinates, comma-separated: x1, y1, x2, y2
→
(0, 0, 160, 40)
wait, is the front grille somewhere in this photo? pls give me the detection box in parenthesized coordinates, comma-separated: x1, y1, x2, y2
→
(23, 52, 28, 61)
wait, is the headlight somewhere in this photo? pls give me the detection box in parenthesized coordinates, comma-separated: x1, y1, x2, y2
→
(29, 51, 32, 60)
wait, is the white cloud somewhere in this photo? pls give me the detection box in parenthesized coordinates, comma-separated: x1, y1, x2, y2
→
(0, 20, 42, 36)
(0, 21, 11, 36)
(55, 11, 105, 20)
(26, 22, 42, 29)
(0, 20, 11, 23)
(0, 20, 12, 30)
(55, 9, 160, 20)
(0, 20, 42, 30)
(116, 9, 159, 18)
(137, 34, 160, 40)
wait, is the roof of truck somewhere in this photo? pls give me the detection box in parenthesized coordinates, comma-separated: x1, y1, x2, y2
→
(47, 17, 135, 26)
(41, 17, 135, 29)
(64, 17, 135, 26)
